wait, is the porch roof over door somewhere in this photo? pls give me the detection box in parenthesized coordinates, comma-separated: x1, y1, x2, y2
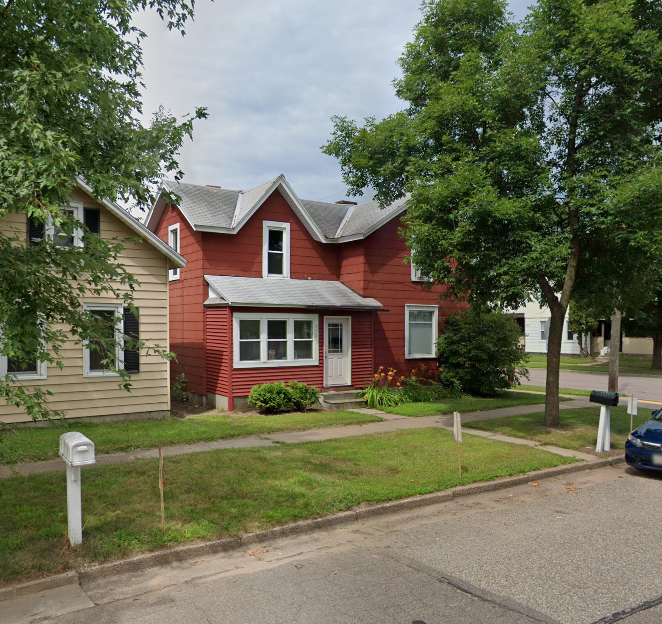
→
(203, 275, 383, 311)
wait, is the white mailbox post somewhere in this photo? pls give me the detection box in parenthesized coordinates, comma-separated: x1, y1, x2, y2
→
(59, 432, 95, 546)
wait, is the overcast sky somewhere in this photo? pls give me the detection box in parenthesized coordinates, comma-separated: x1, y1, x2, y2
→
(136, 0, 534, 205)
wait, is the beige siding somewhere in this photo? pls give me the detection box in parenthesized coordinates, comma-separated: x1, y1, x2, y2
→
(0, 191, 171, 423)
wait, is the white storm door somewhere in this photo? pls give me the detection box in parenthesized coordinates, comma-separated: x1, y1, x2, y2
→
(324, 317, 351, 386)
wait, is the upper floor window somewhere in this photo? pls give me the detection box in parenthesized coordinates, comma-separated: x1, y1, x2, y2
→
(28, 203, 100, 248)
(410, 251, 433, 282)
(263, 221, 290, 278)
(411, 262, 433, 282)
(168, 224, 180, 281)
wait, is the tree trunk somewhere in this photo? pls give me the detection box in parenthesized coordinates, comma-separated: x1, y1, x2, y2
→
(652, 332, 662, 370)
(544, 306, 566, 427)
(608, 310, 622, 393)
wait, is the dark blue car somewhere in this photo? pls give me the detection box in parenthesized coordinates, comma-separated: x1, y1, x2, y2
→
(625, 413, 662, 472)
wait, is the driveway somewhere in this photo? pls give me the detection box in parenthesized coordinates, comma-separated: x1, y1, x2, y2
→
(10, 463, 662, 624)
(527, 367, 662, 401)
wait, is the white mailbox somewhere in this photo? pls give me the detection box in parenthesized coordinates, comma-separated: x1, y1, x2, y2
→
(59, 432, 95, 467)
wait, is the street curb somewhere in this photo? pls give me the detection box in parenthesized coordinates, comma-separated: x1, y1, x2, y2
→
(0, 456, 624, 598)
(0, 570, 79, 603)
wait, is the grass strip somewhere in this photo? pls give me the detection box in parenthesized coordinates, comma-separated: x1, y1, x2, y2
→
(465, 406, 652, 450)
(381, 391, 558, 417)
(526, 353, 662, 375)
(516, 385, 592, 397)
(0, 428, 575, 585)
(0, 410, 381, 465)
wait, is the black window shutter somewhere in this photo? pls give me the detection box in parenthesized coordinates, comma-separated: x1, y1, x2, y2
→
(84, 208, 101, 235)
(123, 307, 140, 373)
(28, 218, 45, 246)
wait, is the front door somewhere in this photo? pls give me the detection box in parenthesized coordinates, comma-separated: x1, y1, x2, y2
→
(324, 317, 351, 386)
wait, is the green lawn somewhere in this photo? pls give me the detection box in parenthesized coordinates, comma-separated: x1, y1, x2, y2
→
(381, 391, 557, 417)
(0, 410, 381, 465)
(516, 385, 592, 397)
(526, 353, 662, 376)
(465, 405, 652, 450)
(0, 428, 575, 585)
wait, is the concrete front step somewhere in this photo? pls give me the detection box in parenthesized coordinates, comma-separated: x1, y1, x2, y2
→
(324, 400, 368, 411)
(319, 389, 366, 410)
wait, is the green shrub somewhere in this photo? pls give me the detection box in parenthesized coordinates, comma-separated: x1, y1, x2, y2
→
(248, 382, 293, 413)
(247, 381, 321, 413)
(401, 377, 457, 402)
(362, 384, 406, 408)
(360, 365, 454, 408)
(171, 372, 188, 402)
(437, 309, 528, 396)
(288, 381, 321, 411)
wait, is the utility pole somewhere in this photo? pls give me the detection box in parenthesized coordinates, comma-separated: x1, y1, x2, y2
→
(608, 310, 622, 393)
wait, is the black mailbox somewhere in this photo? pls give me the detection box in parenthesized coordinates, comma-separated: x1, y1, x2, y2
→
(589, 390, 619, 407)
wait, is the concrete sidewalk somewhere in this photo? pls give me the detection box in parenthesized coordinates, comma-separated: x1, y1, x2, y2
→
(0, 397, 598, 479)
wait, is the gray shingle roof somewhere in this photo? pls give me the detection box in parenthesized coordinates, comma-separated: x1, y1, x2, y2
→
(204, 275, 383, 310)
(164, 181, 239, 229)
(299, 199, 351, 238)
(234, 176, 281, 226)
(340, 196, 409, 238)
(162, 176, 408, 241)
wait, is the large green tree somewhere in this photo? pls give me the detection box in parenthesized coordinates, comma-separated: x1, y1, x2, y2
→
(0, 1, 206, 419)
(324, 0, 662, 426)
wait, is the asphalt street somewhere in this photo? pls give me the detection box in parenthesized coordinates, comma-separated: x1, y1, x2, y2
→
(9, 463, 662, 624)
(527, 368, 662, 401)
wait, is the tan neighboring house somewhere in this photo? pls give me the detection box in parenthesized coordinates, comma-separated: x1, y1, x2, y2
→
(0, 178, 185, 425)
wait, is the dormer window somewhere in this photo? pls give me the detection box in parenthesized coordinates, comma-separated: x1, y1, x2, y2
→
(263, 221, 290, 278)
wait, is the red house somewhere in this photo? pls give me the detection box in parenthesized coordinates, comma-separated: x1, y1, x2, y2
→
(147, 175, 464, 410)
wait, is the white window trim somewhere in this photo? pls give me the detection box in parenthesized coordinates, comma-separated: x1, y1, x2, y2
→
(409, 248, 433, 283)
(0, 353, 47, 381)
(47, 201, 84, 248)
(262, 221, 290, 278)
(540, 321, 547, 341)
(0, 321, 48, 381)
(168, 223, 180, 281)
(411, 262, 433, 282)
(233, 312, 318, 368)
(405, 304, 438, 359)
(83, 303, 123, 377)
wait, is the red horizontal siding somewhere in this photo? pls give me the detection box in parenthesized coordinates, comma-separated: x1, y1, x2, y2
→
(339, 240, 366, 294)
(153, 204, 207, 395)
(349, 311, 374, 388)
(227, 308, 375, 398)
(201, 190, 341, 280)
(361, 216, 468, 375)
(205, 307, 231, 397)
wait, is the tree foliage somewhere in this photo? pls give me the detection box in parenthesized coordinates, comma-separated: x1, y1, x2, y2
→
(324, 0, 662, 425)
(0, 0, 207, 418)
(437, 309, 528, 396)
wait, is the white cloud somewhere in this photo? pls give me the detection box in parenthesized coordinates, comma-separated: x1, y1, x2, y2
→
(136, 0, 536, 203)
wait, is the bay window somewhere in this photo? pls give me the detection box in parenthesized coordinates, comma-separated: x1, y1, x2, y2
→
(234, 313, 317, 367)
